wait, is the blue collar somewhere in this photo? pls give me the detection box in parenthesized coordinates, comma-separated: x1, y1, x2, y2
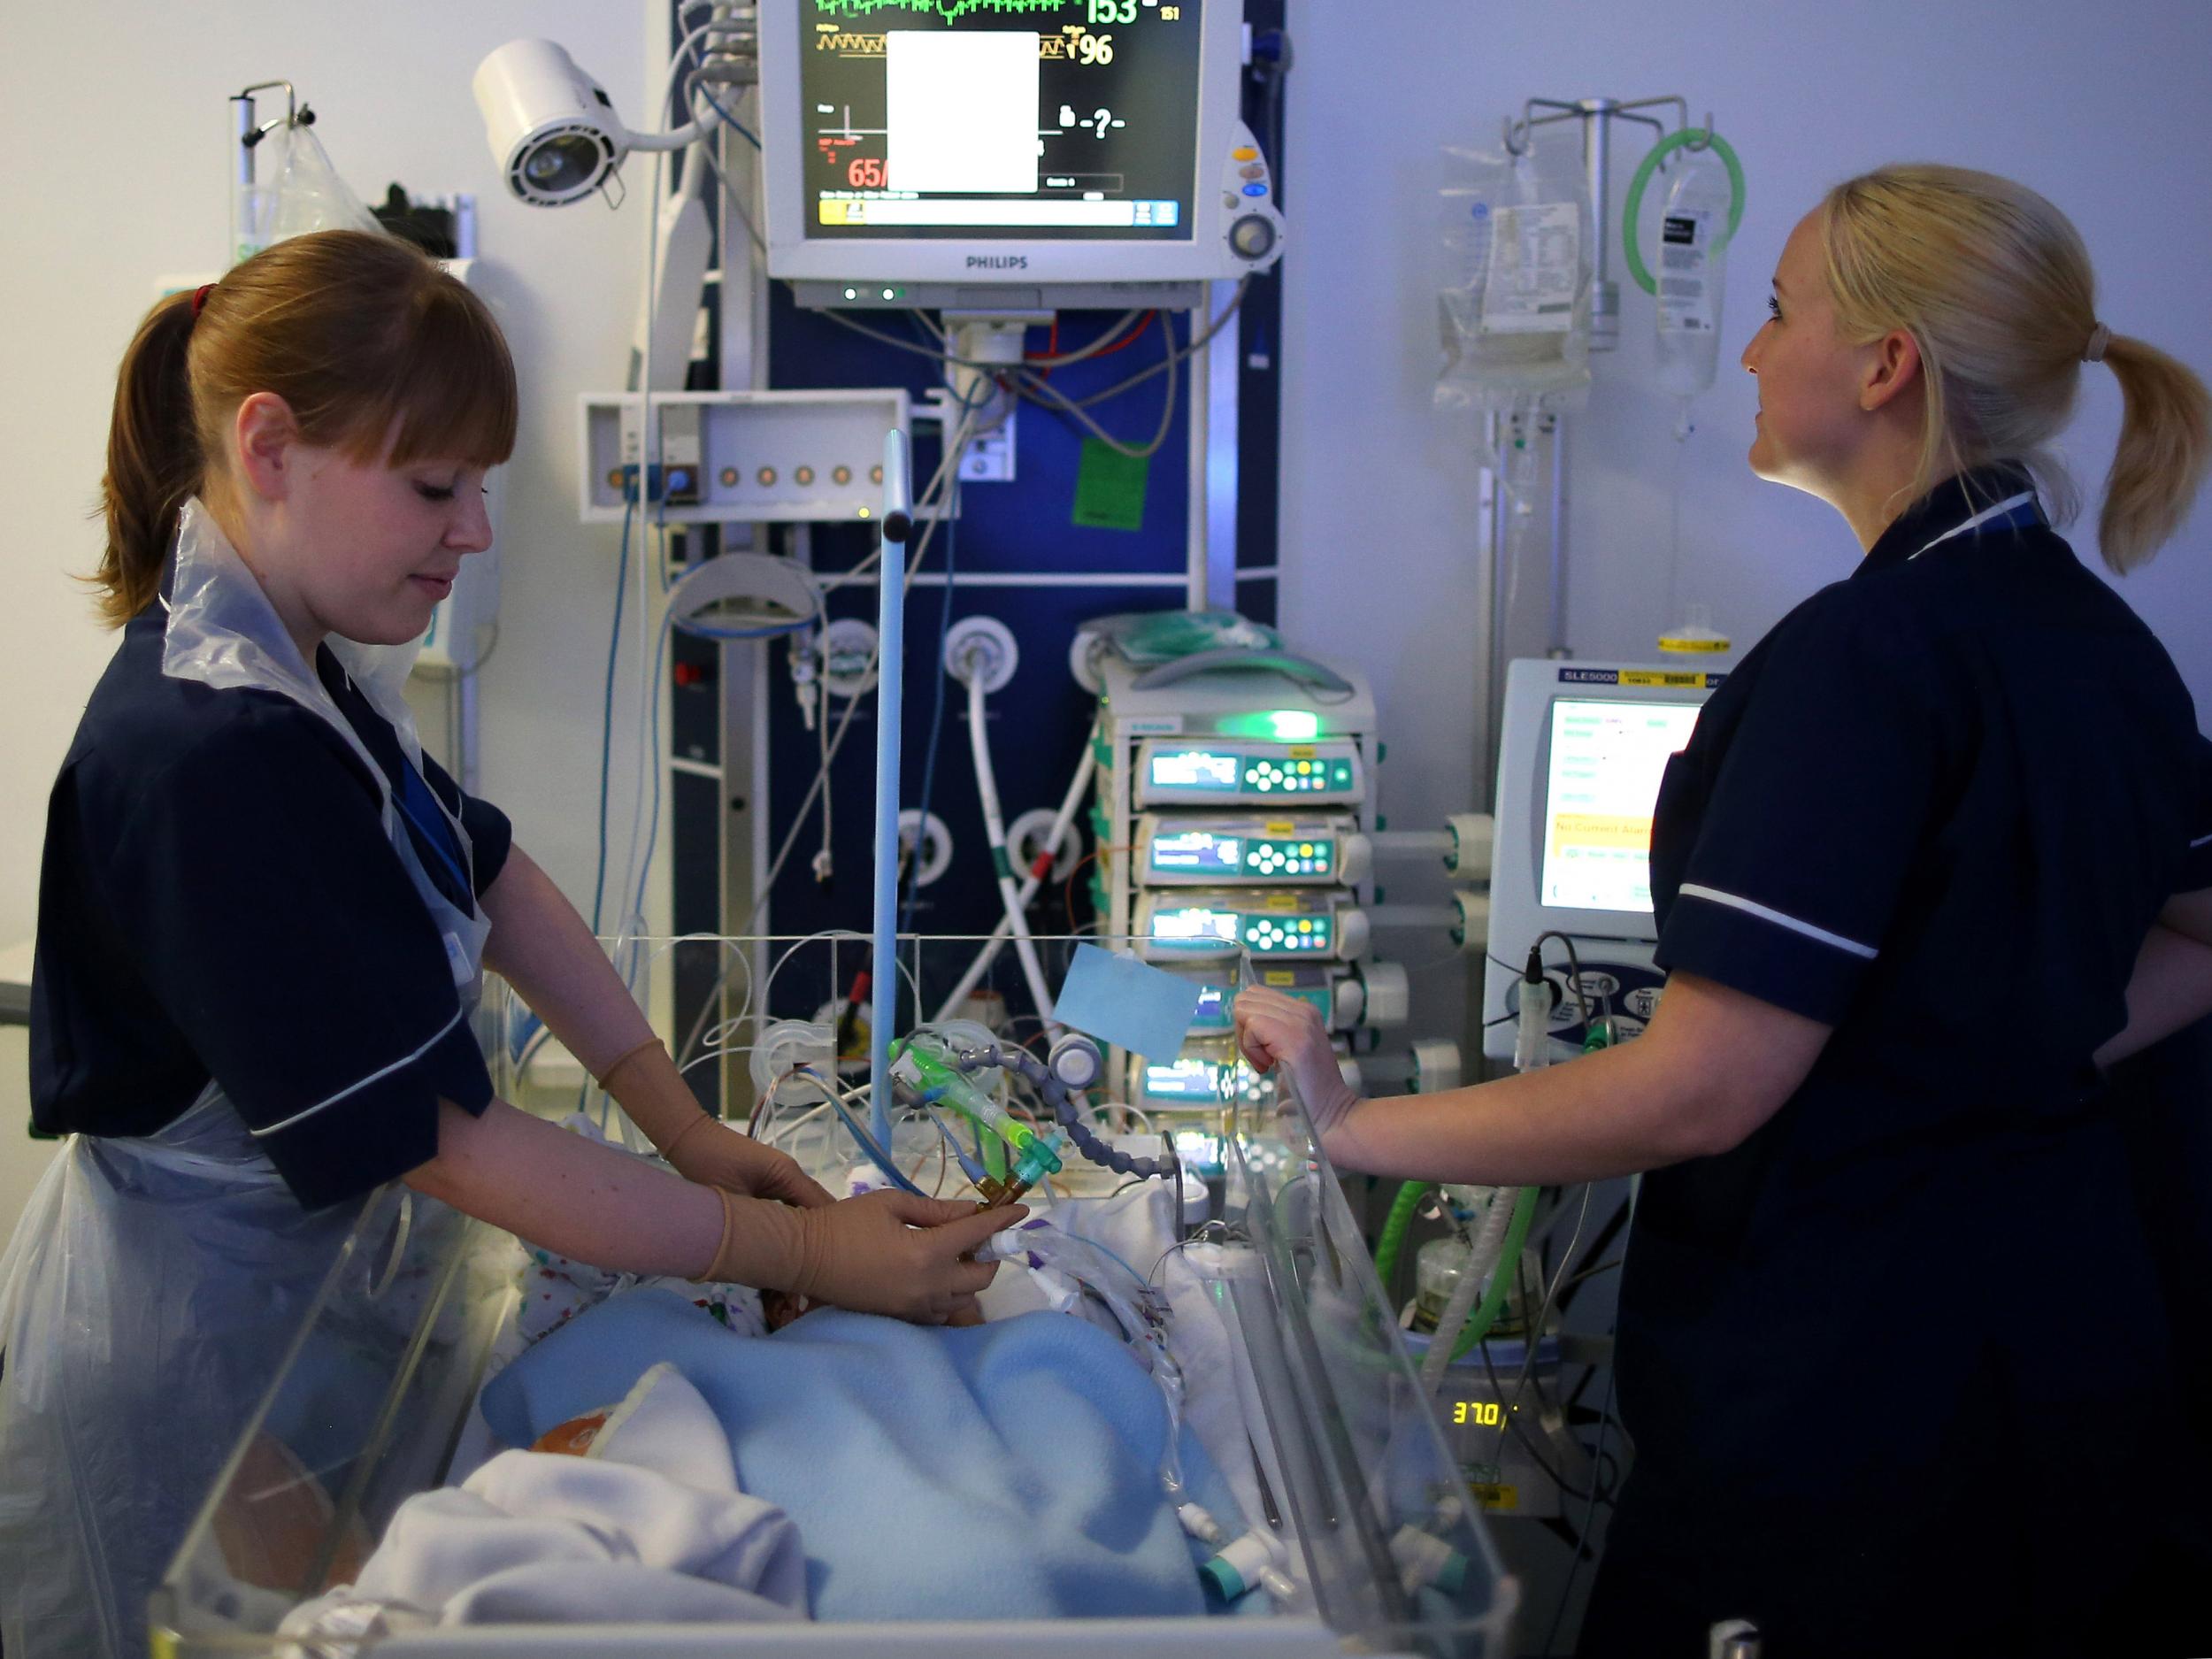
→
(1860, 463, 2045, 577)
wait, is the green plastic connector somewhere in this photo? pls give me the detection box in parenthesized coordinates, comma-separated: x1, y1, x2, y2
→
(895, 1036, 1062, 1176)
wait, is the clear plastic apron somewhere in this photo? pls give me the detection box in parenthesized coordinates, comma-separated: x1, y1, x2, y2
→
(0, 500, 489, 1659)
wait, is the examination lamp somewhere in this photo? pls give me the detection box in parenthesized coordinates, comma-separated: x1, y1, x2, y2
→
(472, 38, 722, 207)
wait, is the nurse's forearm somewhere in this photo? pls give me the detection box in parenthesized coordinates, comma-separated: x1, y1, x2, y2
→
(2094, 922, 2212, 1069)
(479, 846, 656, 1076)
(1321, 971, 1829, 1186)
(1324, 1041, 1725, 1186)
(404, 1097, 721, 1279)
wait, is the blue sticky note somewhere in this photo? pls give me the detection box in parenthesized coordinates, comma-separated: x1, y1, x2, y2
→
(1052, 943, 1202, 1062)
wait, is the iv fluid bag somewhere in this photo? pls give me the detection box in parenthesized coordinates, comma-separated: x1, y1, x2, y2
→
(1436, 140, 1594, 415)
(1653, 151, 1733, 398)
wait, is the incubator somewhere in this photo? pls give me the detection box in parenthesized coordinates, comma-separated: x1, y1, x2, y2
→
(150, 935, 1515, 1656)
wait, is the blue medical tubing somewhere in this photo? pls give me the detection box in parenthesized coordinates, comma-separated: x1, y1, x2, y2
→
(905, 1085, 990, 1187)
(870, 429, 913, 1150)
(807, 1068, 923, 1196)
(688, 80, 762, 150)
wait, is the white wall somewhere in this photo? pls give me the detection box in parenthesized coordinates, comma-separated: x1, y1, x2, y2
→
(0, 3, 668, 1228)
(1279, 0, 2212, 1045)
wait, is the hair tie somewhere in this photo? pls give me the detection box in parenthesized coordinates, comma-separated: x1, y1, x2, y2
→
(190, 283, 214, 319)
(2083, 321, 2111, 364)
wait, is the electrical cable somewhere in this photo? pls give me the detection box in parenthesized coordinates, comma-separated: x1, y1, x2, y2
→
(1037, 281, 1249, 408)
(666, 399, 979, 1077)
(901, 374, 995, 929)
(815, 304, 1148, 376)
(1541, 1364, 1619, 1657)
(1010, 308, 1181, 459)
(902, 502, 954, 932)
(728, 397, 982, 937)
(687, 78, 761, 150)
(1473, 1185, 1594, 1494)
(590, 502, 635, 933)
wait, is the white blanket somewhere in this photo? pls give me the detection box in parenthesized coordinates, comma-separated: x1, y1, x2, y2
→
(279, 1363, 807, 1642)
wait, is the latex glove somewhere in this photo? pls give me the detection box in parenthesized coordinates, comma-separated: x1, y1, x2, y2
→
(596, 1038, 833, 1210)
(700, 1187, 1024, 1325)
(663, 1115, 834, 1210)
(1233, 984, 1362, 1141)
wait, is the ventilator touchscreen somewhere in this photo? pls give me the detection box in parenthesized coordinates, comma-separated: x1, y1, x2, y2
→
(1539, 698, 1701, 912)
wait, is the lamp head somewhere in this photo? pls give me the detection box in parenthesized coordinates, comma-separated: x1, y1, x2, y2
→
(472, 39, 626, 207)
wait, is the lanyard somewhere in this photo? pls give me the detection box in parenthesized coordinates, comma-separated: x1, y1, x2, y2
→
(396, 762, 473, 906)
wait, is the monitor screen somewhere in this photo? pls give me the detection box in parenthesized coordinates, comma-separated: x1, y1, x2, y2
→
(798, 1, 1201, 243)
(1540, 699, 1702, 913)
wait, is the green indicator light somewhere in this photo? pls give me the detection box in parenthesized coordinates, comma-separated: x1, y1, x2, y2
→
(1217, 710, 1321, 741)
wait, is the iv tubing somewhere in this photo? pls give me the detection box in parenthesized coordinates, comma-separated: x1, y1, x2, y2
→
(933, 743, 1094, 1021)
(870, 430, 910, 1149)
(1419, 1187, 1522, 1394)
(1377, 1180, 1540, 1375)
(965, 671, 1060, 1034)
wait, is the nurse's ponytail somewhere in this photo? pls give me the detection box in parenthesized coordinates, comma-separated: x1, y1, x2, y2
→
(96, 289, 203, 625)
(2099, 334, 2212, 573)
(89, 230, 517, 627)
(1819, 164, 2211, 574)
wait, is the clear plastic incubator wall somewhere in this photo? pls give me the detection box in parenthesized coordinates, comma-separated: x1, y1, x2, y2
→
(150, 935, 1515, 1657)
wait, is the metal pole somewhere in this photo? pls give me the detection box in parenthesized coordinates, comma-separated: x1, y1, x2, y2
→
(1547, 413, 1569, 656)
(228, 94, 256, 268)
(1479, 411, 1506, 813)
(1580, 99, 1619, 351)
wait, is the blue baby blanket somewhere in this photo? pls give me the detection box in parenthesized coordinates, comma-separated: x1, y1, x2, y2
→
(480, 1292, 1243, 1621)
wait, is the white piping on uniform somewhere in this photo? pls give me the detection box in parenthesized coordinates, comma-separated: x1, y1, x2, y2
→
(1677, 883, 1879, 960)
(1908, 492, 2036, 561)
(250, 1006, 466, 1138)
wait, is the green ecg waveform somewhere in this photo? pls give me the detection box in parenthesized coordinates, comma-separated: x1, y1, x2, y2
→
(817, 0, 1073, 20)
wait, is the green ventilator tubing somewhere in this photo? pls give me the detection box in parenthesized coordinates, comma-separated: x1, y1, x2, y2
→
(1374, 1181, 1539, 1361)
(1620, 128, 1747, 297)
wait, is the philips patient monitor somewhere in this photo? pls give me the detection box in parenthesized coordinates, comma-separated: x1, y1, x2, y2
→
(759, 1, 1285, 308)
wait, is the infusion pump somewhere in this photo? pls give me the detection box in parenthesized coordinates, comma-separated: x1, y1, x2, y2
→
(1092, 649, 1403, 1097)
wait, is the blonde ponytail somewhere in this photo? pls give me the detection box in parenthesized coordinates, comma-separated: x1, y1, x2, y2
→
(1819, 164, 2211, 573)
(2097, 333, 2212, 573)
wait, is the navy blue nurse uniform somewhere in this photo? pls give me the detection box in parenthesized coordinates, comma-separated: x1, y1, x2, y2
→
(30, 600, 513, 1209)
(1578, 464, 2212, 1657)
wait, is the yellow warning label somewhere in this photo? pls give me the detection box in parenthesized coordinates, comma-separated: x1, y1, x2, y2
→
(1620, 670, 1713, 687)
(1287, 745, 1317, 758)
(1263, 970, 1294, 986)
(1264, 820, 1294, 833)
(1470, 1483, 1519, 1511)
(1264, 895, 1298, 911)
(1655, 637, 1730, 655)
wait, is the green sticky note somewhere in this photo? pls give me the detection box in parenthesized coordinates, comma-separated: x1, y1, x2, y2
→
(1072, 438, 1150, 532)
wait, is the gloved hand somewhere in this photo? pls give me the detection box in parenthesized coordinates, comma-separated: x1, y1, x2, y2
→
(596, 1037, 833, 1209)
(1233, 985, 1363, 1142)
(662, 1114, 834, 1210)
(698, 1187, 1025, 1325)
